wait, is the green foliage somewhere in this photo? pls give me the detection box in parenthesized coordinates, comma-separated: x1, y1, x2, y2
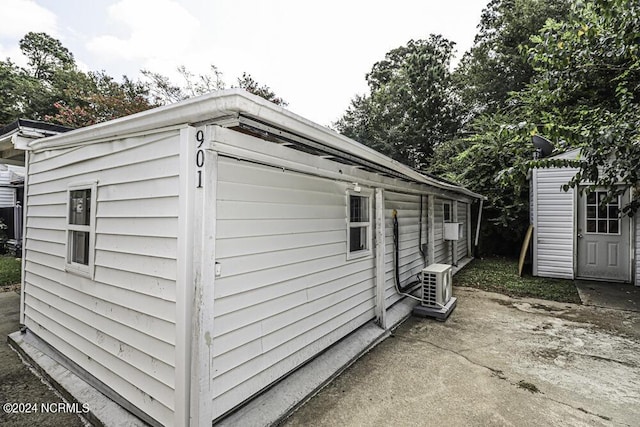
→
(454, 0, 571, 119)
(0, 256, 22, 288)
(430, 115, 535, 254)
(45, 71, 157, 128)
(335, 36, 460, 169)
(235, 72, 287, 106)
(509, 0, 640, 213)
(454, 257, 581, 303)
(143, 66, 288, 106)
(2, 33, 286, 128)
(19, 32, 75, 80)
(433, 0, 640, 255)
(1, 32, 157, 128)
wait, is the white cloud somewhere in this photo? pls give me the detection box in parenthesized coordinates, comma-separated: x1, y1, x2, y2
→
(87, 0, 200, 64)
(0, 0, 58, 38)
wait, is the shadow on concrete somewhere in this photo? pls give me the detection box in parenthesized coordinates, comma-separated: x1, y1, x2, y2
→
(575, 280, 640, 312)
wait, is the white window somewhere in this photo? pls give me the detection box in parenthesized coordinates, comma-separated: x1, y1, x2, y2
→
(585, 191, 621, 235)
(443, 201, 453, 223)
(66, 182, 97, 277)
(347, 191, 372, 259)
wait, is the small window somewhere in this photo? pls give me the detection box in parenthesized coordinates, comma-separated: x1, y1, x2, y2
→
(585, 190, 620, 235)
(347, 192, 372, 259)
(66, 182, 97, 276)
(443, 201, 453, 223)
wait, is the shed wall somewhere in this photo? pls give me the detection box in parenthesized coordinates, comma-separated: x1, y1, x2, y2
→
(23, 130, 181, 425)
(212, 157, 376, 419)
(383, 192, 426, 307)
(533, 167, 578, 279)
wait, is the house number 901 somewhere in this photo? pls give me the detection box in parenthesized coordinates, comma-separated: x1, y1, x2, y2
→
(196, 130, 204, 188)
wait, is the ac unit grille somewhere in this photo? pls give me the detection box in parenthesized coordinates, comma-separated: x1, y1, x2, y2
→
(420, 264, 453, 308)
(421, 273, 438, 307)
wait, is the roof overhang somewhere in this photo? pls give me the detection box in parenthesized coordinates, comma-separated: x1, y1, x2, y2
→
(29, 89, 484, 200)
(0, 119, 73, 165)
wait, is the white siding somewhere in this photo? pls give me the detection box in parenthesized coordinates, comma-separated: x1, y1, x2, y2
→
(212, 158, 376, 419)
(457, 202, 468, 261)
(0, 169, 18, 207)
(533, 168, 577, 279)
(383, 192, 426, 307)
(23, 130, 181, 425)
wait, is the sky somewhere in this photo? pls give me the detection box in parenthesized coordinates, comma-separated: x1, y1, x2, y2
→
(0, 0, 490, 127)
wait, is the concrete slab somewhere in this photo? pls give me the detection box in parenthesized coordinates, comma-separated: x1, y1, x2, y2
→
(284, 287, 640, 427)
(8, 330, 147, 427)
(576, 280, 640, 312)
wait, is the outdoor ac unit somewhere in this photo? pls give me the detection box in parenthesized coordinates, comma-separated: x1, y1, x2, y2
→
(420, 263, 452, 307)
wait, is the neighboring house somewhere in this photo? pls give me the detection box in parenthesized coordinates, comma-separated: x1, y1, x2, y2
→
(15, 90, 483, 426)
(0, 118, 73, 166)
(0, 120, 72, 250)
(530, 148, 639, 285)
(0, 164, 24, 246)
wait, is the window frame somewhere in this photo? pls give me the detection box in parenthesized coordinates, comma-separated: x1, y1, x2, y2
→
(442, 201, 453, 223)
(65, 181, 97, 278)
(584, 191, 621, 236)
(346, 189, 373, 260)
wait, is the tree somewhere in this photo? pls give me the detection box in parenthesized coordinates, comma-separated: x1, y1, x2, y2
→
(1, 32, 157, 128)
(45, 71, 157, 128)
(453, 0, 570, 120)
(0, 60, 25, 125)
(19, 32, 75, 81)
(429, 115, 535, 255)
(143, 66, 287, 106)
(509, 0, 640, 214)
(235, 72, 287, 106)
(335, 36, 460, 169)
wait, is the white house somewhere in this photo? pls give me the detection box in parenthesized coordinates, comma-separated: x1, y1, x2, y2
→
(16, 89, 482, 426)
(530, 149, 639, 285)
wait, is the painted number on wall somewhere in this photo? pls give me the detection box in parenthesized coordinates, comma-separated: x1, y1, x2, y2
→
(196, 129, 204, 188)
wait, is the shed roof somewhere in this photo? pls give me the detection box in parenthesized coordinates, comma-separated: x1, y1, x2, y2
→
(30, 89, 483, 200)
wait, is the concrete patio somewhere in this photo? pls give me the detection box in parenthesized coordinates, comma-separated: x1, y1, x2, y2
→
(284, 287, 640, 427)
(2, 283, 639, 426)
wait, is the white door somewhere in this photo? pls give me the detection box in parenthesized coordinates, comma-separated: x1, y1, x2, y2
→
(577, 188, 630, 282)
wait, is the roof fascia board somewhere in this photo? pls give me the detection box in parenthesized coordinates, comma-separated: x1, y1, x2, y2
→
(29, 89, 483, 199)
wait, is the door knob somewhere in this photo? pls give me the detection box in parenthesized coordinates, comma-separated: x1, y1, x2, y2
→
(578, 233, 583, 238)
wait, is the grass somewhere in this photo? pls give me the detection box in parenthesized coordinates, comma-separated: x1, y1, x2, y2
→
(454, 257, 581, 304)
(0, 256, 21, 292)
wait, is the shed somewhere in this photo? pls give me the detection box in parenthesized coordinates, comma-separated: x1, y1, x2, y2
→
(530, 149, 639, 285)
(17, 89, 483, 426)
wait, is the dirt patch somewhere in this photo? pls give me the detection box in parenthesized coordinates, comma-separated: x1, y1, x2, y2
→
(491, 296, 640, 340)
(0, 283, 20, 294)
(517, 380, 540, 393)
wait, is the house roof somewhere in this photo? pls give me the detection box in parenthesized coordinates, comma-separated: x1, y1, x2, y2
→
(0, 119, 73, 166)
(29, 89, 484, 200)
(549, 148, 581, 160)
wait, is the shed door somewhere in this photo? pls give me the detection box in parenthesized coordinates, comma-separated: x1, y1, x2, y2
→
(577, 188, 630, 282)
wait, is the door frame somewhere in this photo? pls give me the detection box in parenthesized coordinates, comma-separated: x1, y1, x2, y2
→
(574, 185, 634, 283)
